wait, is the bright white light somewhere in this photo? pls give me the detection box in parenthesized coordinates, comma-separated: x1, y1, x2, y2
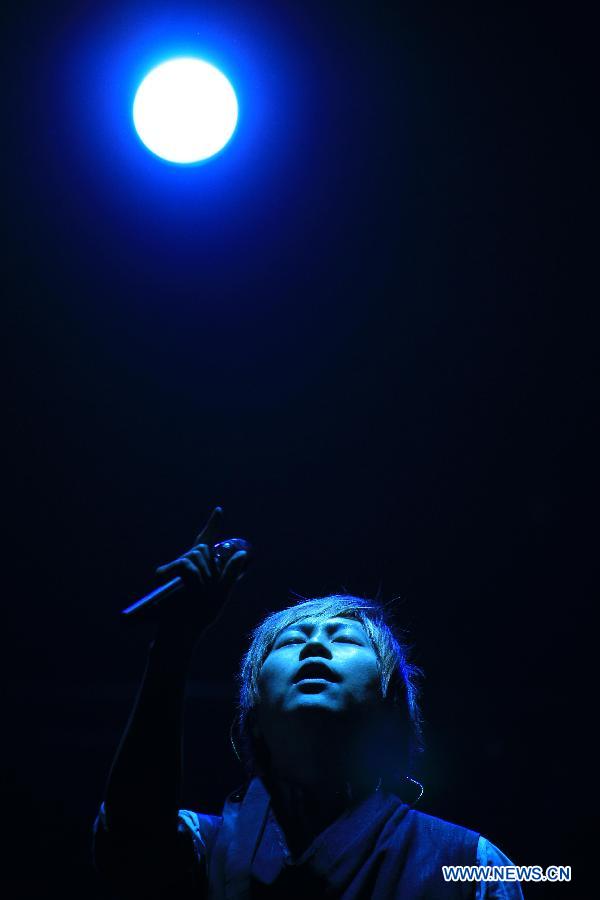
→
(133, 57, 238, 164)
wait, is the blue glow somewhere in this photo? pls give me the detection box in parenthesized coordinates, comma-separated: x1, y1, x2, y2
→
(133, 57, 238, 164)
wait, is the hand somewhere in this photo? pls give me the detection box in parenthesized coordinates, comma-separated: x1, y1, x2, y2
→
(154, 506, 249, 637)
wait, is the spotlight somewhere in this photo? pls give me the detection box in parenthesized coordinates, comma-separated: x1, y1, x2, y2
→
(133, 57, 238, 164)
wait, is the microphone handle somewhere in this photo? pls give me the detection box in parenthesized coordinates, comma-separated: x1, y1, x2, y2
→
(121, 577, 183, 619)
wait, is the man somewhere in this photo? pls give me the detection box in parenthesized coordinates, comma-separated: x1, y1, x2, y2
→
(94, 508, 523, 898)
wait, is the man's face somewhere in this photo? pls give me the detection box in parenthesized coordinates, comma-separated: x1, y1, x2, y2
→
(256, 616, 382, 728)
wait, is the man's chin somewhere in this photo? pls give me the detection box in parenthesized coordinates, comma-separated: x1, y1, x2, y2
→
(285, 696, 352, 724)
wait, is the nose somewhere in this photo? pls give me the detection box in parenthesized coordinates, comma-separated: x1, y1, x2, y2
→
(298, 629, 333, 661)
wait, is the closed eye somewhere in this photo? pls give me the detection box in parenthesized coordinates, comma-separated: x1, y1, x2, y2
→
(276, 635, 362, 648)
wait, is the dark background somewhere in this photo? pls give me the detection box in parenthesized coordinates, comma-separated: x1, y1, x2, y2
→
(4, 1, 592, 897)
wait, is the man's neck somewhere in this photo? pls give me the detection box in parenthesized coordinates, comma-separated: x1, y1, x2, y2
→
(263, 768, 378, 859)
(257, 709, 385, 856)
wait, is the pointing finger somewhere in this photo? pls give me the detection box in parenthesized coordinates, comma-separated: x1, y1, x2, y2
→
(193, 506, 223, 548)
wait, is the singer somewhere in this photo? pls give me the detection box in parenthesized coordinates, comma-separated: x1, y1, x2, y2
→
(93, 508, 522, 898)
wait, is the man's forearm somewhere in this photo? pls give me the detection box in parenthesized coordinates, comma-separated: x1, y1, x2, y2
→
(103, 630, 202, 834)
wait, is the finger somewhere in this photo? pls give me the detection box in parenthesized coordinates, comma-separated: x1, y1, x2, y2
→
(221, 550, 248, 592)
(177, 557, 206, 587)
(187, 547, 211, 582)
(193, 506, 223, 548)
(197, 542, 220, 580)
(189, 542, 219, 580)
(155, 560, 180, 584)
(157, 557, 205, 587)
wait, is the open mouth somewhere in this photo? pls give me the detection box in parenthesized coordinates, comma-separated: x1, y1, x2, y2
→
(293, 661, 339, 684)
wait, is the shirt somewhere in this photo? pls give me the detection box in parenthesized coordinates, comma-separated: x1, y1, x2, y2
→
(93, 779, 524, 900)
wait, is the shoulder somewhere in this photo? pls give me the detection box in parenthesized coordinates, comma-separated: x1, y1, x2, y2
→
(402, 807, 480, 846)
(178, 808, 222, 857)
(379, 800, 480, 868)
(477, 836, 518, 867)
(178, 782, 250, 851)
(93, 802, 220, 894)
(475, 837, 524, 900)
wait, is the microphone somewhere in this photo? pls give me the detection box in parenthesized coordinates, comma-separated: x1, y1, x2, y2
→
(120, 538, 251, 620)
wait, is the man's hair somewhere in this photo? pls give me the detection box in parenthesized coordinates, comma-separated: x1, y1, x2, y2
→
(233, 593, 423, 787)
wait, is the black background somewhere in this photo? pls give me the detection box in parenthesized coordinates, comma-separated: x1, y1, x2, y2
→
(4, 1, 592, 897)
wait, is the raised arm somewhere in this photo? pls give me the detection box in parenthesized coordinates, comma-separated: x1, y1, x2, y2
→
(94, 507, 248, 896)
